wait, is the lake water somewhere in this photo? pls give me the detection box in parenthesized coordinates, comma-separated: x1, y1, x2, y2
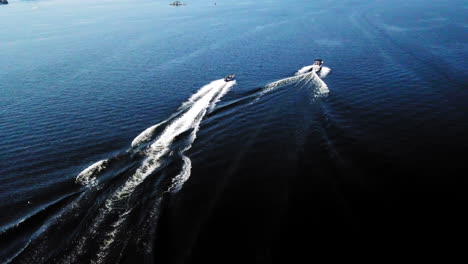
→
(1, 0, 467, 263)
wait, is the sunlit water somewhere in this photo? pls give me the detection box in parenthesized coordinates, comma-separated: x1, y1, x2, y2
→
(1, 0, 467, 262)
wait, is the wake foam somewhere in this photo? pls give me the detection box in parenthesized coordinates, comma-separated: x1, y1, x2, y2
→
(295, 65, 315, 75)
(131, 122, 165, 149)
(96, 79, 235, 261)
(295, 65, 331, 78)
(318, 66, 331, 78)
(71, 79, 235, 263)
(168, 155, 192, 193)
(75, 159, 108, 186)
(311, 71, 329, 95)
(256, 66, 330, 101)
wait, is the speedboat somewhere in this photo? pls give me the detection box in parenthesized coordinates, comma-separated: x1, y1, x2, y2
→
(170, 1, 182, 6)
(224, 74, 236, 82)
(308, 59, 323, 73)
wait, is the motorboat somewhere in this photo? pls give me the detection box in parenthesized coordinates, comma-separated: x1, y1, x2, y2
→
(224, 74, 236, 82)
(170, 1, 183, 6)
(308, 59, 323, 73)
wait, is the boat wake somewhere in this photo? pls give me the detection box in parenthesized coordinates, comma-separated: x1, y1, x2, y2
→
(78, 79, 235, 190)
(255, 66, 330, 102)
(1, 79, 235, 264)
(1, 68, 327, 263)
(295, 65, 331, 78)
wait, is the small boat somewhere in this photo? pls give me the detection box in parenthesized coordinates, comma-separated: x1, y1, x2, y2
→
(224, 74, 236, 82)
(308, 59, 324, 73)
(170, 1, 182, 6)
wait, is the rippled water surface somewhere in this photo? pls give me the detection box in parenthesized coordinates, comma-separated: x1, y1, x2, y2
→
(1, 0, 467, 262)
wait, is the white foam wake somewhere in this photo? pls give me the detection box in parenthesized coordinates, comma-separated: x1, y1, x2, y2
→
(209, 80, 233, 112)
(318, 66, 331, 78)
(103, 79, 234, 203)
(295, 65, 331, 78)
(91, 79, 235, 263)
(295, 65, 315, 75)
(310, 71, 329, 96)
(166, 81, 233, 193)
(179, 80, 220, 110)
(168, 155, 192, 193)
(76, 79, 235, 188)
(75, 160, 108, 186)
(255, 66, 329, 102)
(264, 72, 311, 90)
(131, 122, 165, 149)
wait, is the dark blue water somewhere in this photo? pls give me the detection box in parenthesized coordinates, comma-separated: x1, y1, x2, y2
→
(1, 0, 467, 263)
